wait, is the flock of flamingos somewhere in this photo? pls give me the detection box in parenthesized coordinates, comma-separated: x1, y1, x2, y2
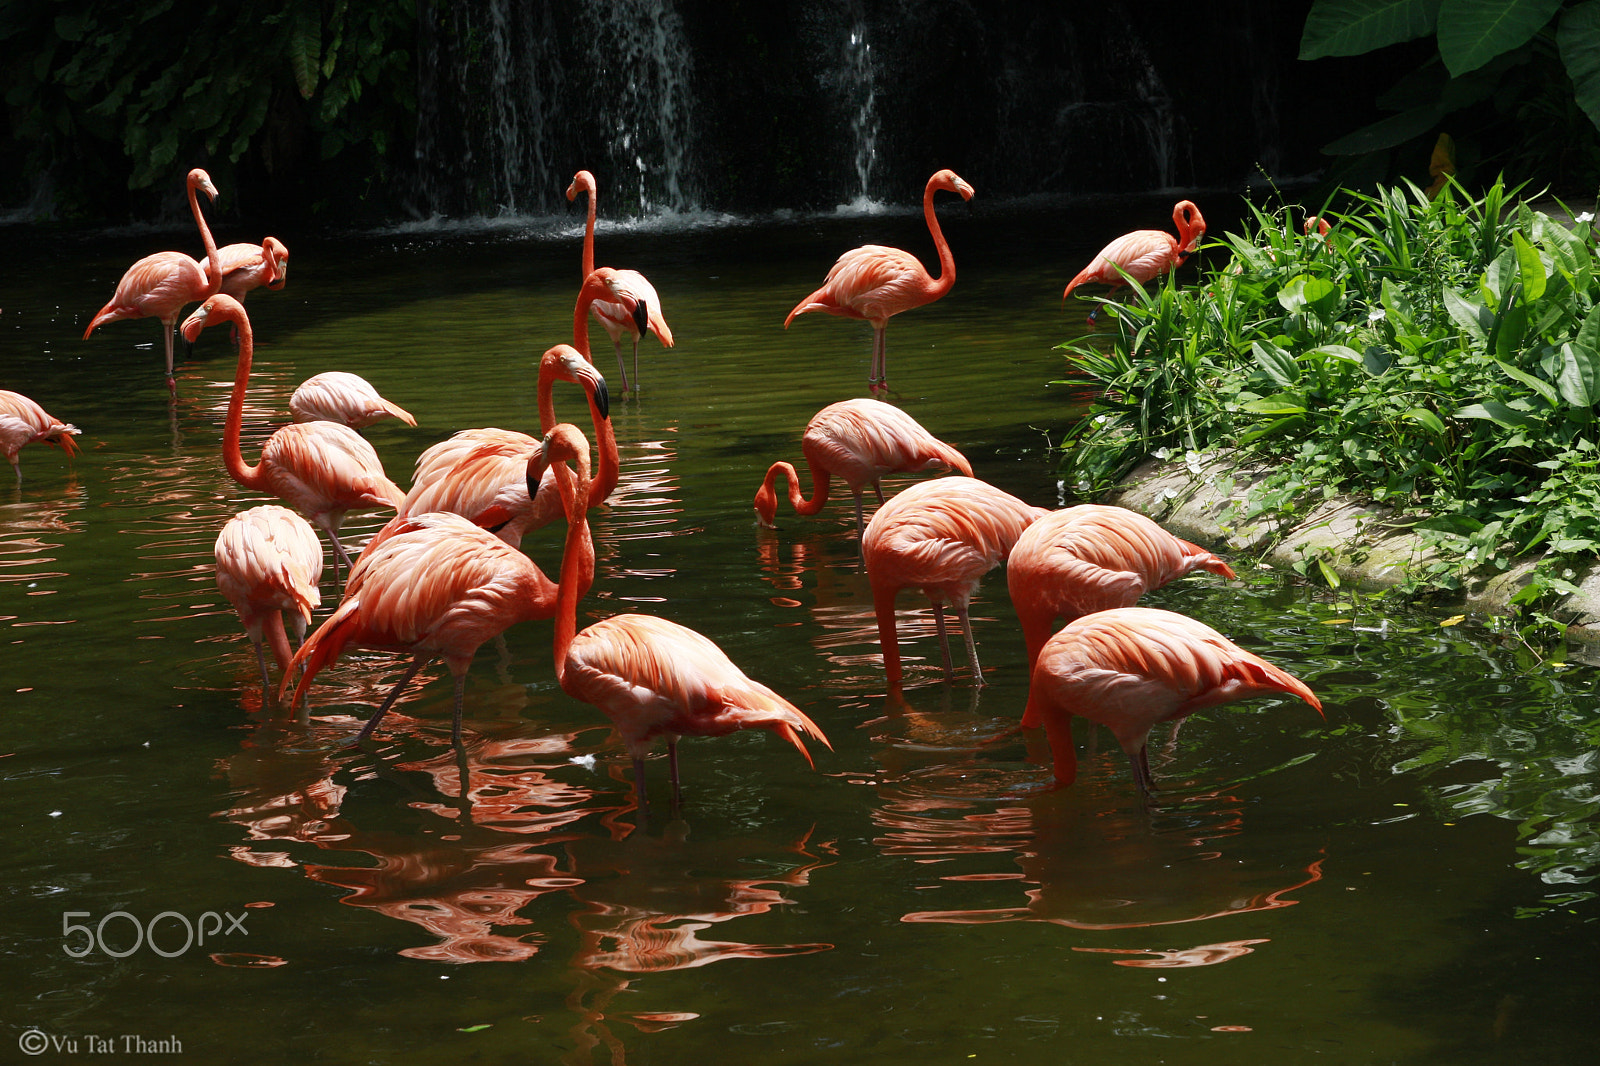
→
(1, 165, 1323, 815)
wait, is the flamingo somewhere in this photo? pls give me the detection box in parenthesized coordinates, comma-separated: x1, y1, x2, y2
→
(82, 168, 223, 391)
(214, 505, 323, 694)
(1007, 505, 1237, 694)
(1024, 607, 1322, 800)
(369, 270, 640, 552)
(863, 476, 1045, 688)
(179, 294, 404, 586)
(279, 503, 562, 745)
(212, 236, 290, 302)
(289, 372, 417, 430)
(540, 425, 832, 814)
(753, 398, 973, 542)
(1062, 199, 1206, 325)
(785, 168, 975, 390)
(567, 169, 675, 393)
(0, 390, 81, 481)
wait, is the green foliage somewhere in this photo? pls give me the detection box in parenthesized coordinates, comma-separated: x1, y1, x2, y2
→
(1058, 177, 1600, 622)
(1301, 0, 1600, 191)
(0, 0, 415, 216)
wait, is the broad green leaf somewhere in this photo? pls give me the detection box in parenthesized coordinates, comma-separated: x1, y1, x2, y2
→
(1495, 301, 1529, 358)
(1316, 557, 1342, 588)
(1438, 0, 1564, 77)
(1401, 407, 1448, 435)
(1381, 276, 1414, 320)
(290, 6, 322, 100)
(1237, 414, 1306, 445)
(1300, 0, 1441, 60)
(1240, 396, 1309, 415)
(1252, 341, 1301, 387)
(1560, 1, 1600, 133)
(1443, 285, 1491, 338)
(1495, 358, 1560, 406)
(1557, 341, 1600, 406)
(1308, 344, 1363, 364)
(1513, 231, 1547, 302)
(1363, 345, 1395, 375)
(1321, 103, 1445, 154)
(1483, 247, 1518, 303)
(1578, 302, 1600, 355)
(1456, 400, 1537, 426)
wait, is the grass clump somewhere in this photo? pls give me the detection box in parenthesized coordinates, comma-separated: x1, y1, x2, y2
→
(1058, 178, 1600, 622)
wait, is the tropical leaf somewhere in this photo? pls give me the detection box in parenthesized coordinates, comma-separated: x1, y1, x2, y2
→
(1456, 400, 1537, 426)
(1300, 0, 1442, 60)
(290, 5, 322, 100)
(1436, 0, 1564, 77)
(1559, 1, 1600, 133)
(1557, 341, 1600, 407)
(1513, 231, 1547, 303)
(1444, 284, 1492, 338)
(1252, 340, 1302, 387)
(1496, 358, 1560, 406)
(1402, 406, 1449, 435)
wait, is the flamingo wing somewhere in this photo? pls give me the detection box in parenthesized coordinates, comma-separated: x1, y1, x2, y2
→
(261, 422, 405, 515)
(290, 371, 417, 429)
(214, 505, 324, 627)
(84, 251, 209, 334)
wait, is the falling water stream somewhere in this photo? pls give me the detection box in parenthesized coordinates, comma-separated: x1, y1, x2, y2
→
(1, 195, 1596, 1064)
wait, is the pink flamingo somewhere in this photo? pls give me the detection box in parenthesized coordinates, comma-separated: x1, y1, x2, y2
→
(567, 170, 675, 393)
(1062, 199, 1206, 325)
(541, 425, 832, 813)
(212, 236, 290, 301)
(289, 372, 417, 430)
(370, 270, 638, 552)
(1007, 504, 1236, 696)
(1025, 607, 1322, 799)
(754, 398, 972, 541)
(179, 294, 404, 586)
(83, 168, 223, 391)
(785, 169, 974, 390)
(214, 505, 323, 693)
(863, 476, 1045, 688)
(0, 390, 81, 481)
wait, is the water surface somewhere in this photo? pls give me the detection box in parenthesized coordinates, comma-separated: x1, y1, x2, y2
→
(2, 199, 1596, 1064)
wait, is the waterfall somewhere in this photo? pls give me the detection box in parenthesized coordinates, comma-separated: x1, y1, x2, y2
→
(841, 22, 880, 206)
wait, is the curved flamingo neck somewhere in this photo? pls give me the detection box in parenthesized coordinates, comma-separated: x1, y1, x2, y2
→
(538, 356, 618, 508)
(923, 178, 957, 298)
(1173, 201, 1204, 254)
(577, 178, 597, 278)
(763, 460, 831, 517)
(551, 459, 596, 689)
(574, 285, 598, 359)
(222, 306, 265, 489)
(191, 176, 221, 297)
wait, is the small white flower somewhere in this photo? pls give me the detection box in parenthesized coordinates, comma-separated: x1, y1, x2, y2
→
(1578, 212, 1595, 224)
(1368, 306, 1387, 323)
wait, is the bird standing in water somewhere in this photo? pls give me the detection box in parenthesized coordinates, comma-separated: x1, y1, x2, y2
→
(1062, 200, 1206, 325)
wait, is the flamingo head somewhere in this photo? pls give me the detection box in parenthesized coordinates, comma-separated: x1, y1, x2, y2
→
(542, 344, 610, 420)
(752, 478, 779, 528)
(180, 293, 245, 343)
(581, 267, 648, 334)
(566, 170, 597, 203)
(930, 169, 975, 202)
(526, 422, 592, 507)
(1173, 200, 1206, 254)
(188, 168, 219, 204)
(262, 237, 290, 289)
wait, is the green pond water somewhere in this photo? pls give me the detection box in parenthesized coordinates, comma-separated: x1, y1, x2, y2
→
(2, 200, 1597, 1064)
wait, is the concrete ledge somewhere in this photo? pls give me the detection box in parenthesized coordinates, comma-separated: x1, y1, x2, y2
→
(1101, 455, 1600, 646)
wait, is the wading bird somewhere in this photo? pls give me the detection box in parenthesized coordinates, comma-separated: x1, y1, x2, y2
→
(290, 372, 417, 431)
(785, 169, 974, 391)
(1007, 504, 1236, 687)
(214, 505, 323, 694)
(754, 398, 972, 541)
(0, 390, 80, 481)
(567, 170, 675, 393)
(212, 236, 290, 302)
(1025, 607, 1322, 800)
(863, 476, 1044, 688)
(83, 168, 223, 391)
(542, 425, 832, 814)
(180, 294, 404, 586)
(1062, 200, 1206, 325)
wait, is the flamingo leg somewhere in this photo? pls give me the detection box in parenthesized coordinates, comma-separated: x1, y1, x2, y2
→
(161, 319, 178, 396)
(613, 337, 631, 394)
(351, 656, 428, 745)
(1127, 744, 1157, 806)
(667, 738, 683, 816)
(631, 333, 641, 394)
(449, 671, 467, 746)
(955, 603, 984, 687)
(869, 325, 888, 390)
(932, 603, 955, 680)
(631, 755, 651, 817)
(253, 641, 273, 698)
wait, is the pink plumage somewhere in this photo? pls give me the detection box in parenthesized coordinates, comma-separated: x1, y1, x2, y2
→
(212, 236, 290, 301)
(0, 389, 81, 481)
(754, 398, 972, 539)
(1062, 200, 1206, 325)
(83, 168, 222, 388)
(863, 475, 1045, 688)
(785, 169, 974, 390)
(290, 371, 417, 430)
(214, 504, 323, 692)
(1025, 607, 1322, 798)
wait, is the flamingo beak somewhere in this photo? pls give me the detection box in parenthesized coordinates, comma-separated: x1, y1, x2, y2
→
(525, 444, 552, 508)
